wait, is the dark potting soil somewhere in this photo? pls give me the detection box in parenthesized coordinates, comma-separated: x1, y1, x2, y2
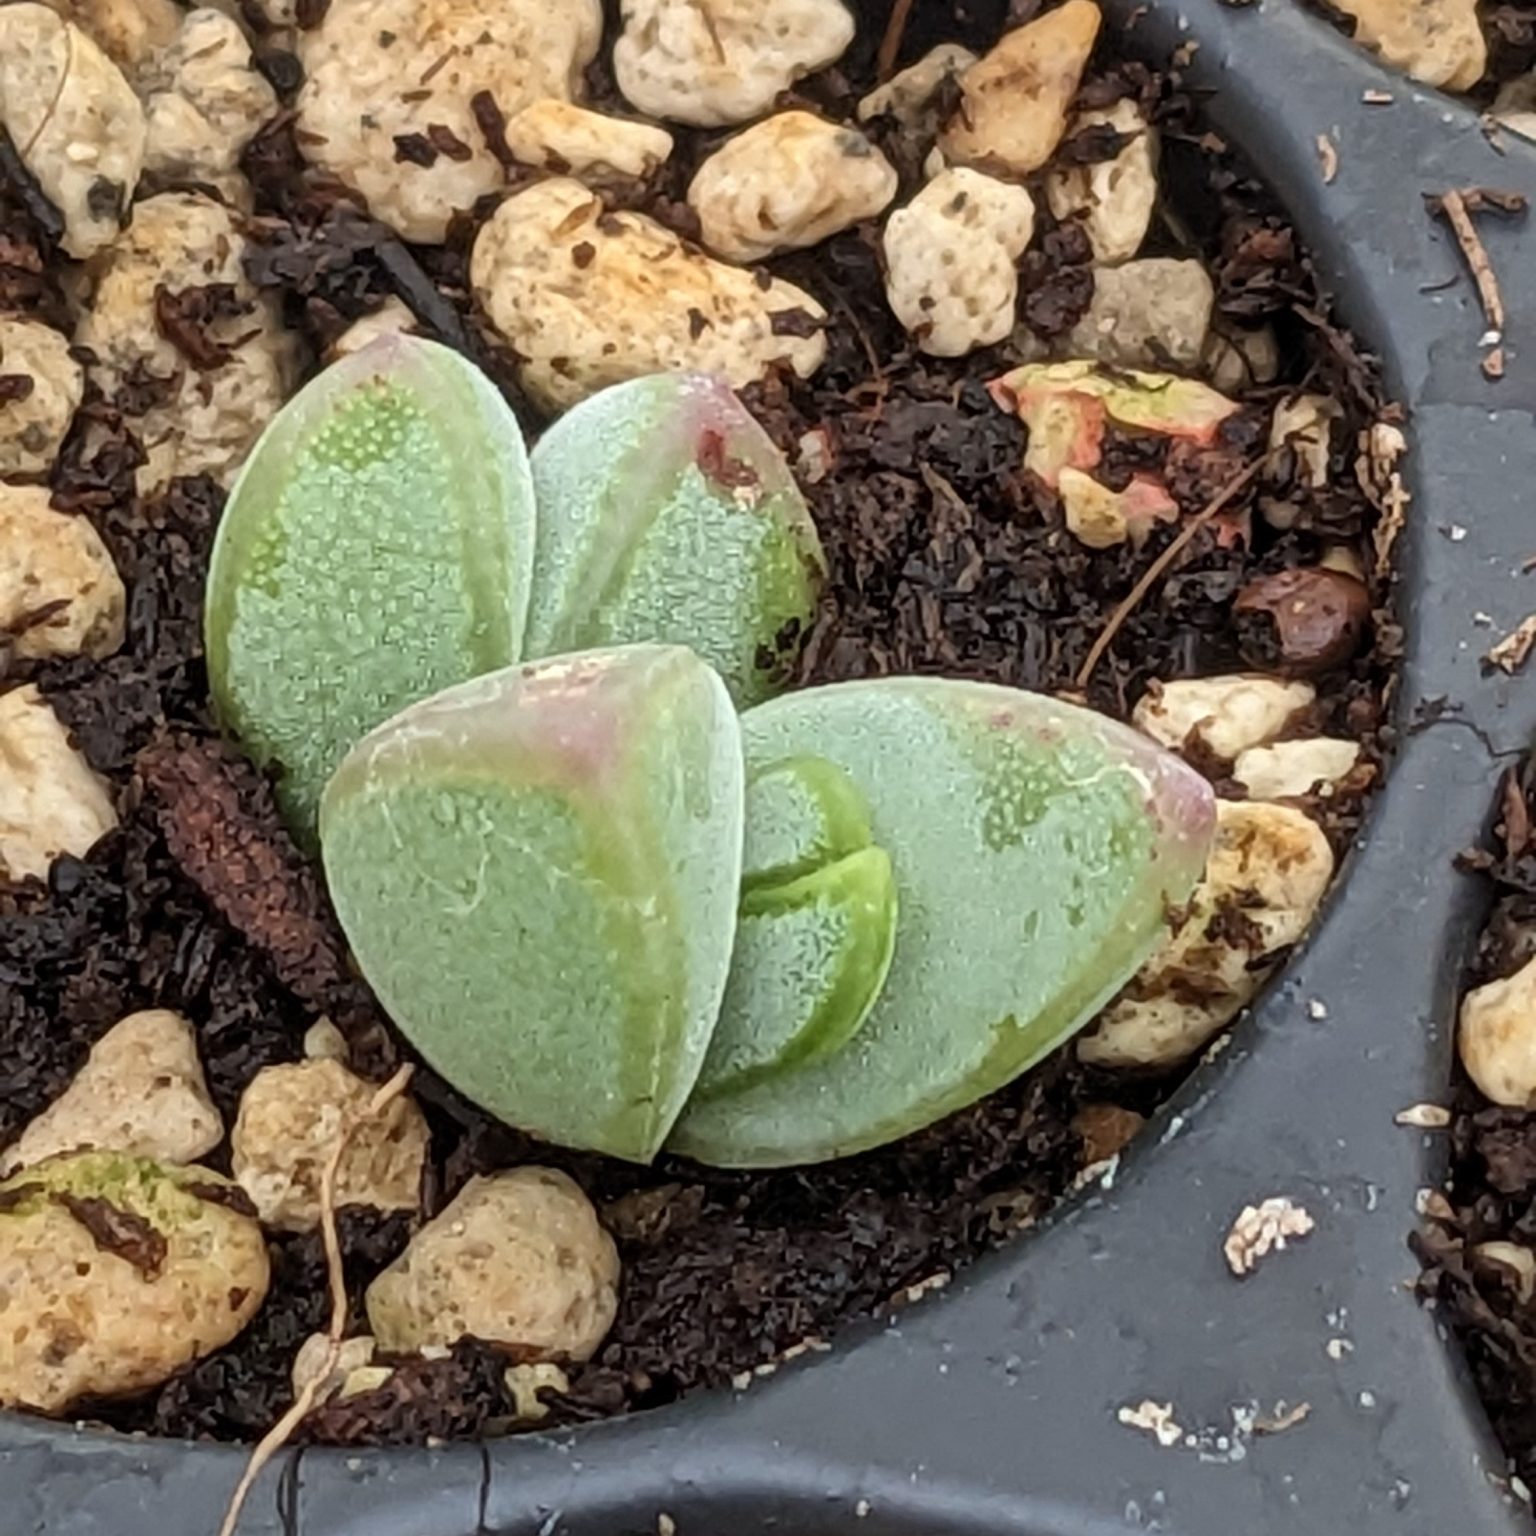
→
(1416, 759, 1536, 1495)
(1, 3, 1398, 1447)
(1485, 7, 1536, 92)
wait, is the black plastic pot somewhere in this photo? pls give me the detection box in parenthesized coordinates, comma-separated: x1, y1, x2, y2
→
(11, 2, 1536, 1531)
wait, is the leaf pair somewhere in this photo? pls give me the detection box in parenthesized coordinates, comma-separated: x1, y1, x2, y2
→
(206, 340, 823, 840)
(320, 648, 1216, 1166)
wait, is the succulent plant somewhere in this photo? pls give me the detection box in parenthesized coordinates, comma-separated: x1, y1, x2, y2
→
(204, 346, 1221, 1169)
(695, 844, 898, 1100)
(320, 644, 745, 1164)
(205, 335, 537, 840)
(668, 678, 1217, 1167)
(527, 373, 826, 708)
(741, 754, 874, 890)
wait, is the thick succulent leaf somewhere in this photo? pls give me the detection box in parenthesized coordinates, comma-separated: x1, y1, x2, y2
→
(526, 372, 826, 708)
(320, 644, 744, 1164)
(742, 754, 873, 891)
(670, 679, 1217, 1167)
(206, 336, 536, 840)
(696, 846, 898, 1101)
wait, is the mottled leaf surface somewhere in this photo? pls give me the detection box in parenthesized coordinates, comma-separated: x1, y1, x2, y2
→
(321, 645, 744, 1163)
(206, 336, 536, 840)
(671, 679, 1216, 1167)
(527, 373, 825, 708)
(697, 845, 897, 1100)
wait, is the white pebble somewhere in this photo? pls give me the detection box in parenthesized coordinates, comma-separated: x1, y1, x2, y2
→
(689, 112, 897, 262)
(883, 168, 1036, 358)
(471, 177, 826, 411)
(1045, 98, 1159, 266)
(231, 1059, 429, 1232)
(367, 1168, 620, 1362)
(857, 45, 977, 128)
(0, 316, 82, 478)
(1460, 955, 1536, 1107)
(0, 6, 146, 259)
(36, 0, 183, 84)
(503, 99, 674, 181)
(1328, 0, 1485, 90)
(1132, 674, 1316, 761)
(613, 0, 855, 128)
(0, 485, 124, 661)
(1079, 801, 1335, 1068)
(0, 685, 117, 883)
(1, 1010, 222, 1176)
(1233, 737, 1362, 800)
(141, 9, 278, 209)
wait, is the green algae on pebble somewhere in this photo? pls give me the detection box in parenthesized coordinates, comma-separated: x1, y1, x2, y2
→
(669, 678, 1218, 1167)
(205, 335, 537, 841)
(526, 373, 826, 708)
(696, 845, 898, 1101)
(320, 644, 745, 1164)
(0, 1148, 242, 1229)
(741, 754, 874, 891)
(0, 1152, 270, 1416)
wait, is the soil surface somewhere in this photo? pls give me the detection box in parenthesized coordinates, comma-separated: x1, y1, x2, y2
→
(0, 1, 1398, 1446)
(1416, 758, 1536, 1496)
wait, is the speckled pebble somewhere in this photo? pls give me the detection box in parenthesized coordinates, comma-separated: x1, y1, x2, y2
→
(688, 112, 897, 262)
(0, 485, 124, 660)
(1, 1010, 222, 1176)
(366, 1168, 620, 1361)
(0, 317, 84, 478)
(0, 1152, 269, 1415)
(883, 168, 1036, 357)
(471, 178, 826, 410)
(231, 1059, 429, 1232)
(1079, 801, 1335, 1067)
(940, 1, 1100, 179)
(74, 191, 297, 494)
(297, 0, 603, 243)
(614, 0, 855, 128)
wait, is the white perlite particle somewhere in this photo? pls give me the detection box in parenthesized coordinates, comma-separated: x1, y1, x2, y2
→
(899, 1270, 952, 1306)
(1224, 1197, 1316, 1277)
(1117, 1399, 1184, 1448)
(1395, 1103, 1452, 1129)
